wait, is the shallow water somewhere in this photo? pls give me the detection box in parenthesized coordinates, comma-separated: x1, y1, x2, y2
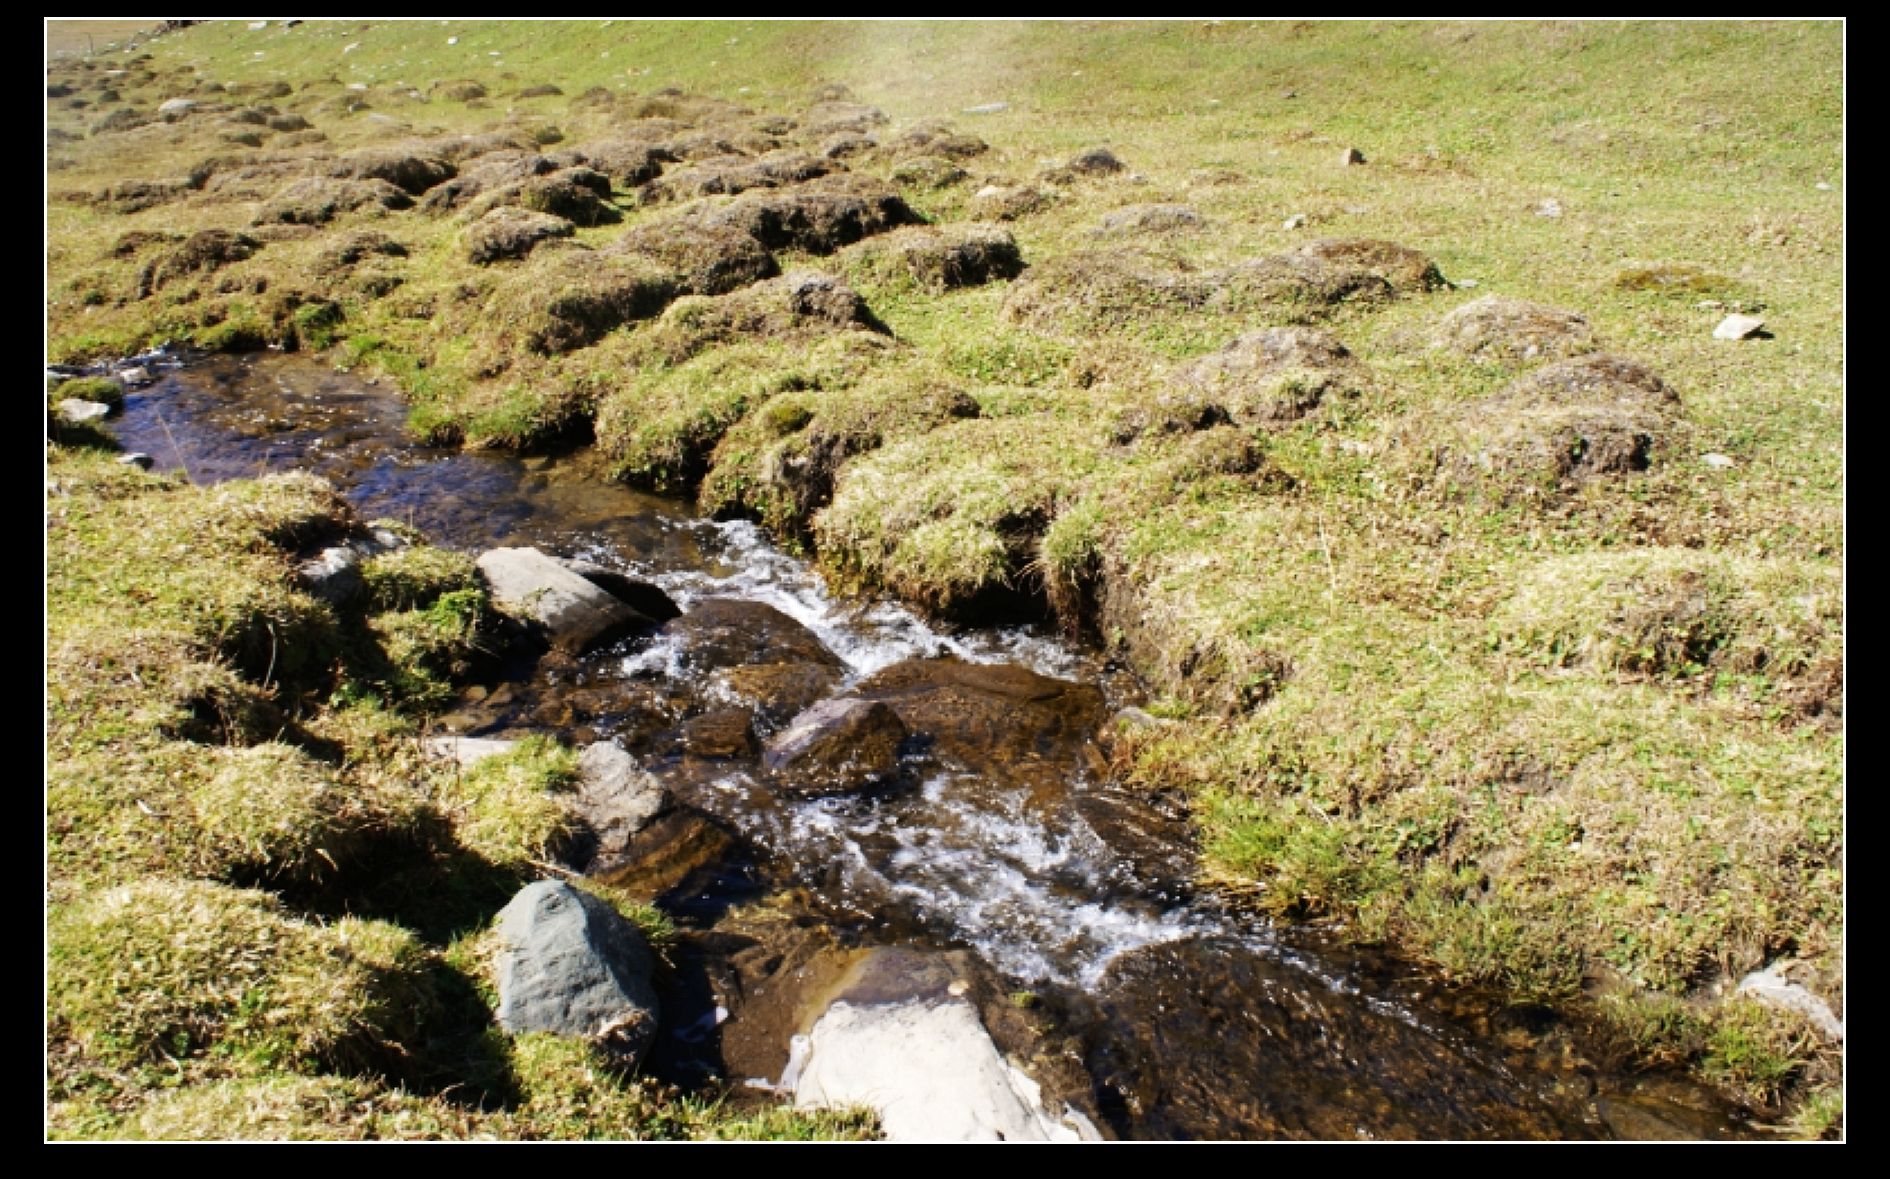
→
(106, 352, 1753, 1140)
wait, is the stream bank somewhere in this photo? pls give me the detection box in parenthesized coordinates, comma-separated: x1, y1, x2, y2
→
(79, 350, 1762, 1141)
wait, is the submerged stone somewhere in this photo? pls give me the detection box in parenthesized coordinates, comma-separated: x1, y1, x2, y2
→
(763, 697, 909, 796)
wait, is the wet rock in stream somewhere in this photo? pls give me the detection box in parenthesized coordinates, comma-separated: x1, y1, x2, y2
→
(1087, 936, 1580, 1140)
(763, 697, 910, 796)
(851, 657, 1107, 801)
(555, 557, 681, 621)
(708, 662, 843, 730)
(574, 740, 668, 854)
(676, 708, 761, 760)
(657, 597, 847, 674)
(588, 809, 743, 902)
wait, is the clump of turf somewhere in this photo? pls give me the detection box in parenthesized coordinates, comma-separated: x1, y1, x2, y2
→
(639, 150, 837, 204)
(254, 177, 414, 225)
(1408, 352, 1682, 497)
(596, 334, 889, 492)
(841, 223, 1025, 292)
(139, 228, 261, 295)
(632, 271, 887, 366)
(1144, 326, 1371, 435)
(1494, 547, 1840, 686)
(609, 217, 779, 296)
(701, 367, 983, 537)
(1432, 294, 1595, 362)
(483, 249, 680, 355)
(816, 414, 1107, 618)
(432, 735, 581, 873)
(701, 172, 919, 254)
(1296, 238, 1448, 293)
(48, 878, 438, 1076)
(329, 149, 456, 196)
(462, 206, 575, 265)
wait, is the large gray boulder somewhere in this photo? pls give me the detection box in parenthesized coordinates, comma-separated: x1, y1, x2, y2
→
(494, 880, 661, 1066)
(477, 546, 649, 653)
(793, 949, 1097, 1142)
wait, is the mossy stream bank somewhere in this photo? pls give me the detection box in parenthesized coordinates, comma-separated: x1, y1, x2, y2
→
(52, 352, 1764, 1139)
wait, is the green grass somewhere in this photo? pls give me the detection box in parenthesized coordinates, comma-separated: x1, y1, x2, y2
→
(47, 18, 1842, 1130)
(43, 447, 869, 1141)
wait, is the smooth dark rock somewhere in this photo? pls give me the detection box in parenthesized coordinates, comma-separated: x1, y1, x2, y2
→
(852, 658, 1106, 796)
(709, 661, 843, 729)
(590, 809, 738, 898)
(661, 598, 844, 675)
(681, 708, 760, 760)
(1091, 936, 1575, 1140)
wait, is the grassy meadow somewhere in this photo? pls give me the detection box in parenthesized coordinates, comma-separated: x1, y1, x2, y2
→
(45, 19, 1843, 1137)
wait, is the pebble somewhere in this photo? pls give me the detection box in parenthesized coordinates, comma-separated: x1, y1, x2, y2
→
(1457, 278, 1480, 288)
(1815, 181, 1832, 191)
(117, 453, 155, 470)
(1713, 313, 1766, 340)
(1282, 213, 1308, 230)
(1340, 146, 1366, 166)
(247, 19, 268, 30)
(962, 102, 1009, 114)
(1535, 198, 1563, 218)
(1702, 453, 1735, 469)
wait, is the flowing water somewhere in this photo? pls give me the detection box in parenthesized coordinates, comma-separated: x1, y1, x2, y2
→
(102, 352, 1754, 1141)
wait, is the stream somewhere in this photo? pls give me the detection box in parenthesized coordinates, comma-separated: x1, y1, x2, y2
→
(102, 351, 1754, 1141)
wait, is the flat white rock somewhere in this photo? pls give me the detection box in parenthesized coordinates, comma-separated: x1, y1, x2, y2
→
(1713, 313, 1766, 340)
(796, 998, 1094, 1142)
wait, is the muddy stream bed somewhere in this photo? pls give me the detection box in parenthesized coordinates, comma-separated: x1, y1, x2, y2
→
(104, 352, 1754, 1141)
